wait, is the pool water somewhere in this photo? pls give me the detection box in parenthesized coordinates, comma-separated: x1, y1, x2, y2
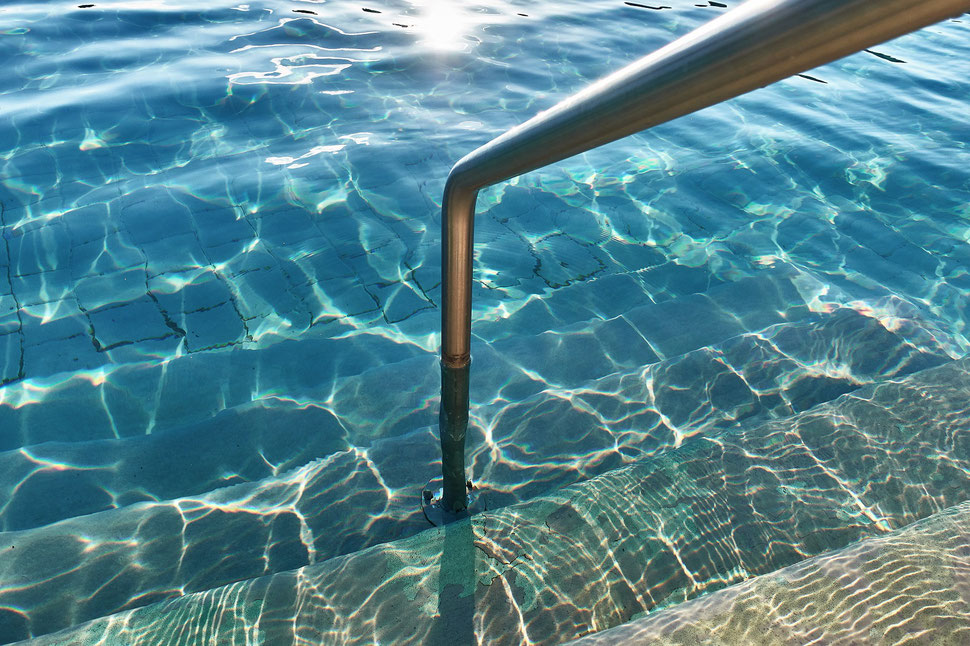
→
(0, 0, 968, 642)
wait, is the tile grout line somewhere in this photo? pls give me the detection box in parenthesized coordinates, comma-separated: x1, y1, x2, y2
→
(0, 200, 26, 385)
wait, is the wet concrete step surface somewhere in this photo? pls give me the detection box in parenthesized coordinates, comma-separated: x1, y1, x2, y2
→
(0, 296, 948, 533)
(0, 270, 835, 533)
(13, 357, 970, 645)
(567, 498, 970, 645)
(0, 294, 956, 642)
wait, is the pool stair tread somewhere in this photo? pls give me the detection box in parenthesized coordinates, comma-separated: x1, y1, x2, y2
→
(0, 270, 828, 495)
(12, 356, 970, 645)
(472, 261, 733, 344)
(0, 328, 431, 450)
(0, 250, 723, 400)
(0, 296, 950, 536)
(0, 268, 780, 449)
(0, 347, 964, 643)
(0, 399, 353, 532)
(0, 427, 439, 643)
(468, 303, 953, 509)
(565, 497, 970, 645)
(0, 267, 918, 451)
(475, 270, 816, 393)
(0, 269, 959, 642)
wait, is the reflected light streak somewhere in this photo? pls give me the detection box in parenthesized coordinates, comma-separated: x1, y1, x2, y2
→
(0, 364, 135, 408)
(266, 144, 346, 169)
(229, 57, 352, 86)
(16, 447, 116, 473)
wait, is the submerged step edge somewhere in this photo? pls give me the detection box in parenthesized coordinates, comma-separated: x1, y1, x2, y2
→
(568, 498, 970, 645)
(0, 303, 952, 643)
(16, 357, 970, 646)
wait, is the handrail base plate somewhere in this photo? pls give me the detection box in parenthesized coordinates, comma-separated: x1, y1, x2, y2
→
(421, 478, 486, 526)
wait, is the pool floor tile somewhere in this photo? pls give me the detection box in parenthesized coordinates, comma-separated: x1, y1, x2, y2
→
(21, 313, 90, 349)
(88, 297, 173, 349)
(118, 188, 196, 245)
(22, 334, 103, 378)
(149, 269, 233, 316)
(182, 301, 247, 351)
(11, 268, 75, 306)
(75, 267, 148, 311)
(0, 332, 21, 383)
(61, 203, 118, 246)
(140, 232, 209, 277)
(70, 231, 146, 278)
(6, 221, 71, 276)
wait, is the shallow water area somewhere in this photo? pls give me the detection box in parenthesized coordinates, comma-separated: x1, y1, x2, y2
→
(0, 0, 969, 643)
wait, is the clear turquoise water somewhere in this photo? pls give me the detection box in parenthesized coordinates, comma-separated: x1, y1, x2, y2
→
(0, 0, 968, 642)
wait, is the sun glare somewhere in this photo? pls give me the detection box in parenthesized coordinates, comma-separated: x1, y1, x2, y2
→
(414, 0, 471, 51)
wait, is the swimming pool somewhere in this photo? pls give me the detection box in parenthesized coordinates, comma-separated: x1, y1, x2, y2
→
(0, 0, 968, 642)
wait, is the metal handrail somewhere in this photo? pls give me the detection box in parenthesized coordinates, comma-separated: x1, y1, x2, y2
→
(437, 0, 970, 514)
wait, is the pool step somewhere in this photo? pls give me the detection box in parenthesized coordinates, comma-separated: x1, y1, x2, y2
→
(0, 299, 948, 536)
(0, 271, 956, 641)
(567, 498, 970, 645)
(472, 261, 733, 345)
(0, 266, 952, 450)
(15, 356, 970, 645)
(0, 344, 961, 643)
(469, 302, 950, 509)
(0, 426, 440, 642)
(0, 399, 352, 532)
(0, 270, 793, 449)
(0, 255, 742, 447)
(0, 327, 429, 450)
(0, 270, 824, 528)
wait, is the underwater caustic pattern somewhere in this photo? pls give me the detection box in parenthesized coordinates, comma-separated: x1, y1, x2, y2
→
(0, 276, 959, 640)
(21, 359, 970, 645)
(0, 0, 968, 642)
(0, 1, 967, 399)
(571, 501, 970, 645)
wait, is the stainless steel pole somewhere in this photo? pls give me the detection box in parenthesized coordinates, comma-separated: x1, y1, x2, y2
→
(439, 0, 969, 514)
